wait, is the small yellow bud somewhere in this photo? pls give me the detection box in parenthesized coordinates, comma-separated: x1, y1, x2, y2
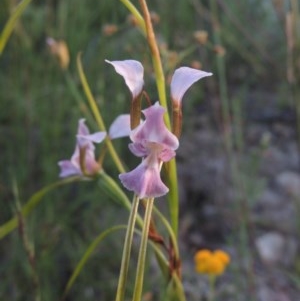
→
(190, 60, 203, 70)
(214, 45, 226, 56)
(150, 11, 160, 25)
(127, 14, 139, 27)
(46, 37, 70, 70)
(102, 24, 118, 36)
(193, 30, 208, 45)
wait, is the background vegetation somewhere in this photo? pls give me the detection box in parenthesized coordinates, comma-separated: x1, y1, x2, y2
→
(1, 0, 298, 300)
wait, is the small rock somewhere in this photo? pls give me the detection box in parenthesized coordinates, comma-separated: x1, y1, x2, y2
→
(255, 232, 297, 266)
(256, 232, 284, 264)
(276, 171, 300, 198)
(257, 189, 283, 207)
(257, 285, 277, 301)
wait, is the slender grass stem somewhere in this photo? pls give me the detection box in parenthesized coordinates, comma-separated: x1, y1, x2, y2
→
(13, 180, 41, 301)
(77, 53, 125, 173)
(97, 172, 168, 267)
(153, 202, 179, 260)
(0, 0, 32, 54)
(164, 159, 179, 236)
(132, 197, 154, 301)
(119, 0, 146, 34)
(171, 272, 187, 301)
(115, 195, 140, 301)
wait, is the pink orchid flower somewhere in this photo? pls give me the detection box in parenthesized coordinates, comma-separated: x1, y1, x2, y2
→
(58, 119, 106, 177)
(106, 59, 212, 197)
(119, 102, 179, 199)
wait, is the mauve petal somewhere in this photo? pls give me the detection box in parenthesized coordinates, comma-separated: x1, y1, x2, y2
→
(158, 148, 176, 162)
(119, 160, 168, 199)
(131, 102, 179, 150)
(105, 59, 144, 98)
(77, 132, 106, 147)
(58, 160, 81, 177)
(109, 114, 131, 139)
(84, 149, 101, 174)
(128, 142, 148, 157)
(59, 119, 105, 177)
(170, 67, 212, 103)
(77, 119, 90, 136)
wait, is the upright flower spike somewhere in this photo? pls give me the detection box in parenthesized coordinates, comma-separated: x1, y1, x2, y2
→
(119, 102, 179, 199)
(170, 67, 212, 137)
(106, 59, 144, 129)
(58, 119, 106, 177)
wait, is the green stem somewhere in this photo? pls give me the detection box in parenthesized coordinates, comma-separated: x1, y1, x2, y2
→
(98, 172, 143, 225)
(153, 200, 179, 259)
(97, 172, 168, 269)
(77, 53, 125, 173)
(208, 275, 216, 301)
(0, 0, 32, 54)
(115, 195, 140, 301)
(119, 0, 146, 34)
(165, 159, 179, 237)
(132, 198, 154, 301)
(172, 273, 187, 301)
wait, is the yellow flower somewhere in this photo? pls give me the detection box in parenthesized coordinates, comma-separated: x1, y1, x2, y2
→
(194, 249, 230, 276)
(214, 250, 230, 265)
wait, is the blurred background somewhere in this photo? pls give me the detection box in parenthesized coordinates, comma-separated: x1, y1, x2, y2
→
(1, 0, 300, 300)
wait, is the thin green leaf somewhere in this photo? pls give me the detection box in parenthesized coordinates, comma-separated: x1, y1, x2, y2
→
(63, 225, 126, 299)
(0, 177, 80, 240)
(62, 225, 168, 299)
(0, 0, 32, 55)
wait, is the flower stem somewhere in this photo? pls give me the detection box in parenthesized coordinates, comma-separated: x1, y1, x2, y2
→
(165, 159, 179, 237)
(153, 203, 179, 260)
(208, 275, 216, 301)
(138, 0, 170, 128)
(138, 0, 179, 236)
(115, 194, 140, 301)
(132, 197, 154, 301)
